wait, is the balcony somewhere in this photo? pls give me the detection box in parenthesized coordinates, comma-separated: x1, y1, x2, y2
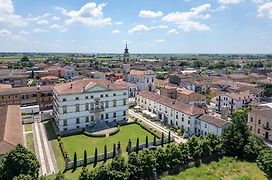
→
(89, 107, 104, 113)
(263, 125, 271, 130)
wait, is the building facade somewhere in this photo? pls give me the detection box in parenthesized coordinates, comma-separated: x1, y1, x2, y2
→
(216, 91, 257, 116)
(53, 79, 129, 132)
(136, 91, 204, 135)
(248, 108, 272, 142)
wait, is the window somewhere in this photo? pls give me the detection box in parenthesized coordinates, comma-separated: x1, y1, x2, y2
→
(100, 101, 104, 109)
(91, 116, 94, 121)
(113, 112, 116, 118)
(113, 93, 116, 96)
(258, 119, 261, 124)
(85, 104, 89, 111)
(176, 115, 178, 119)
(86, 117, 89, 122)
(76, 104, 80, 112)
(63, 98, 66, 102)
(113, 100, 116, 107)
(105, 101, 109, 108)
(182, 117, 184, 122)
(90, 102, 94, 110)
(101, 114, 104, 120)
(176, 121, 178, 126)
(85, 96, 89, 99)
(123, 92, 127, 95)
(76, 118, 80, 124)
(123, 111, 126, 116)
(123, 99, 126, 106)
(106, 94, 108, 97)
(106, 113, 109, 119)
(91, 96, 94, 98)
(63, 106, 67, 114)
(250, 126, 252, 130)
(100, 94, 104, 98)
(63, 119, 67, 126)
(188, 120, 190, 124)
(250, 117, 253, 122)
(76, 97, 79, 100)
(257, 128, 260, 133)
(205, 124, 207, 128)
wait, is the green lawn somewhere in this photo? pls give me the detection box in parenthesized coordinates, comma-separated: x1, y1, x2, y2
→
(25, 133, 35, 153)
(24, 124, 33, 132)
(62, 124, 155, 160)
(161, 157, 267, 180)
(44, 121, 66, 171)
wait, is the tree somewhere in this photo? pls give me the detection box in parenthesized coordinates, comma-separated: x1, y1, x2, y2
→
(55, 171, 66, 180)
(223, 109, 250, 157)
(84, 150, 87, 167)
(113, 144, 116, 158)
(12, 174, 33, 180)
(136, 138, 139, 154)
(168, 131, 171, 144)
(94, 148, 98, 166)
(161, 133, 164, 147)
(0, 144, 40, 180)
(205, 133, 224, 156)
(153, 136, 156, 146)
(155, 148, 168, 173)
(257, 148, 272, 178)
(145, 136, 148, 148)
(243, 134, 265, 161)
(73, 152, 77, 171)
(20, 56, 29, 63)
(187, 136, 201, 161)
(128, 152, 142, 180)
(79, 167, 95, 180)
(104, 145, 107, 163)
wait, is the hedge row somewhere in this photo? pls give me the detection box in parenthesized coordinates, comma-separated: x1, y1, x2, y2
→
(135, 119, 160, 139)
(109, 125, 120, 136)
(57, 136, 68, 159)
(83, 131, 106, 138)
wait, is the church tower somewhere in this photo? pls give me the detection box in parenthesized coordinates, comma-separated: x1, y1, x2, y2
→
(123, 44, 131, 81)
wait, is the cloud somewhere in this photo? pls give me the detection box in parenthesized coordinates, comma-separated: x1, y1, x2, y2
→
(129, 24, 149, 34)
(128, 24, 168, 34)
(156, 39, 166, 42)
(111, 29, 120, 33)
(50, 24, 68, 32)
(162, 3, 211, 32)
(51, 16, 60, 20)
(218, 0, 242, 5)
(115, 21, 124, 25)
(0, 0, 28, 26)
(19, 31, 30, 35)
(37, 20, 49, 25)
(167, 29, 178, 34)
(33, 28, 47, 33)
(60, 2, 112, 27)
(139, 10, 164, 18)
(0, 29, 12, 36)
(257, 2, 272, 18)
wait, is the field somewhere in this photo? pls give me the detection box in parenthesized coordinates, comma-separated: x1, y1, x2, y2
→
(161, 157, 267, 180)
(61, 123, 154, 160)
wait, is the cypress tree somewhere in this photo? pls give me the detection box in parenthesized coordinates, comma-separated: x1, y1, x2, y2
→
(94, 148, 98, 166)
(104, 145, 107, 162)
(83, 150, 87, 167)
(161, 133, 164, 147)
(136, 138, 139, 154)
(168, 131, 171, 144)
(145, 136, 148, 148)
(73, 152, 77, 171)
(113, 144, 116, 157)
(153, 136, 156, 146)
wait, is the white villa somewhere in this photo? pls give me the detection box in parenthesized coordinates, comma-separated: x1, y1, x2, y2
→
(53, 78, 129, 132)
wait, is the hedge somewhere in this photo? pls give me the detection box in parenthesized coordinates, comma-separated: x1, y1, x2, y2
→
(135, 120, 160, 138)
(83, 131, 106, 137)
(109, 125, 120, 136)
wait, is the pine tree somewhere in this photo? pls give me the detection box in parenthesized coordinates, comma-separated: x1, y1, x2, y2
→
(113, 144, 116, 158)
(136, 138, 139, 154)
(145, 136, 148, 148)
(161, 133, 164, 147)
(73, 152, 77, 171)
(84, 150, 87, 167)
(104, 145, 107, 163)
(94, 148, 98, 166)
(168, 131, 171, 144)
(153, 136, 156, 146)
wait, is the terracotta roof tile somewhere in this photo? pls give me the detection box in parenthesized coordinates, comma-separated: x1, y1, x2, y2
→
(199, 114, 229, 127)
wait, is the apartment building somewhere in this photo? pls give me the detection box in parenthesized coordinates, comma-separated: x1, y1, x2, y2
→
(248, 108, 272, 142)
(216, 91, 257, 116)
(53, 79, 129, 132)
(0, 85, 53, 110)
(197, 114, 230, 136)
(136, 91, 204, 135)
(0, 69, 28, 87)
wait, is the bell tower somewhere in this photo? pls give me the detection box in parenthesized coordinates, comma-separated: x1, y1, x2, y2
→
(123, 43, 131, 81)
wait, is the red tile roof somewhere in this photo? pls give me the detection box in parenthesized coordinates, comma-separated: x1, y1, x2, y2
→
(199, 114, 229, 127)
(138, 91, 204, 116)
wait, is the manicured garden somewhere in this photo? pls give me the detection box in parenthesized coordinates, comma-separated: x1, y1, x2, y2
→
(161, 157, 267, 180)
(61, 123, 155, 160)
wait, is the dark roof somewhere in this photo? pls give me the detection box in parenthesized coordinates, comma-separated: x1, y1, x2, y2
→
(199, 114, 229, 128)
(0, 85, 53, 96)
(0, 105, 23, 155)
